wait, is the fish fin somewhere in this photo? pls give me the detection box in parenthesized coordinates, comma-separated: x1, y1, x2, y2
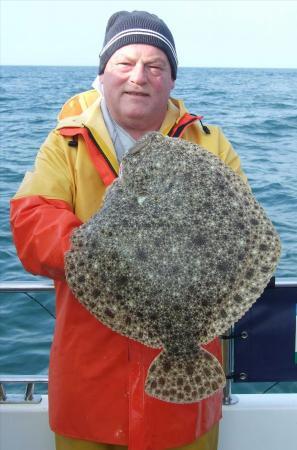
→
(145, 348, 225, 403)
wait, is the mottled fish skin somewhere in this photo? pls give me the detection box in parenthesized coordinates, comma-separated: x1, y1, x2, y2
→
(65, 132, 281, 404)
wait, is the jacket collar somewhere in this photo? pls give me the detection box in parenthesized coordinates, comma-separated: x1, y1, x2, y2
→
(160, 98, 187, 135)
(57, 95, 119, 172)
(56, 92, 188, 166)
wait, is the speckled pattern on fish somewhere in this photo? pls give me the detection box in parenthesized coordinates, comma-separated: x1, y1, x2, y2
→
(65, 132, 281, 404)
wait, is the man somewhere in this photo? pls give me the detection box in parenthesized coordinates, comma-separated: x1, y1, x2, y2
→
(11, 10, 247, 450)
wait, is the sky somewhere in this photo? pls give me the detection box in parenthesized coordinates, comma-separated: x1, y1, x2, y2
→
(1, 0, 297, 69)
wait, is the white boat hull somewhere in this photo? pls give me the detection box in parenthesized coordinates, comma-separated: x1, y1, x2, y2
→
(1, 394, 297, 450)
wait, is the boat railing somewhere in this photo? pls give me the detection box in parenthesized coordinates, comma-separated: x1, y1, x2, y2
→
(0, 281, 54, 404)
(0, 278, 296, 405)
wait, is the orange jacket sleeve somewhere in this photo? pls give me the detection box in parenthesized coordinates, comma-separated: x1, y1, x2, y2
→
(10, 195, 82, 281)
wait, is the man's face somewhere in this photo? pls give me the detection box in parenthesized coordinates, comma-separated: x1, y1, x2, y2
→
(99, 44, 175, 136)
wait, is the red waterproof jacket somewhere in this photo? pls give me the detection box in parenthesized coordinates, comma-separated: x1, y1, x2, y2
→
(10, 91, 247, 449)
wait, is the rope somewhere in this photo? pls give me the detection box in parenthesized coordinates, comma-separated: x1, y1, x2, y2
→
(24, 292, 56, 319)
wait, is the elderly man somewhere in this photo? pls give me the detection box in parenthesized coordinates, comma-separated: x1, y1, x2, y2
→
(11, 10, 246, 450)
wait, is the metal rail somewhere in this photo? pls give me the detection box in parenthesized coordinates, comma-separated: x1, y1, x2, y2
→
(0, 278, 295, 293)
(0, 375, 48, 404)
(0, 281, 54, 292)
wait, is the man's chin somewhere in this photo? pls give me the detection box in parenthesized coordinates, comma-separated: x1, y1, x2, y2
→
(124, 109, 150, 121)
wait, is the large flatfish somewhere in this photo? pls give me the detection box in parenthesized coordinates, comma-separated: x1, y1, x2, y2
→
(65, 132, 281, 403)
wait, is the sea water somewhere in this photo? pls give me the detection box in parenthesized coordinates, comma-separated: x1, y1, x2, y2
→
(0, 66, 296, 393)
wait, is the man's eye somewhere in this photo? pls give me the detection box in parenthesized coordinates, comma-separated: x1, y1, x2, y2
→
(148, 66, 162, 73)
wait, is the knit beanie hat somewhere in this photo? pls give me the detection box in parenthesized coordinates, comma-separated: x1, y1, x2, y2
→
(99, 10, 178, 79)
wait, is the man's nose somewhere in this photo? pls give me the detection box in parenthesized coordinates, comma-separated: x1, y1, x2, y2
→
(129, 63, 147, 85)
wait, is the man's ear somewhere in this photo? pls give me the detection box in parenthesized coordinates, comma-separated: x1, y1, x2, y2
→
(99, 74, 105, 93)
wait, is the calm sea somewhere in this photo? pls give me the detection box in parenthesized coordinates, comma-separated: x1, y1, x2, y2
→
(0, 66, 297, 394)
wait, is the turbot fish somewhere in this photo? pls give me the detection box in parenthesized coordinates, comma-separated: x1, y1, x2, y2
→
(65, 132, 281, 404)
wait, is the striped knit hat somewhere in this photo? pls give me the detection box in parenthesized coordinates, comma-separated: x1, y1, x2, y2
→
(99, 11, 178, 79)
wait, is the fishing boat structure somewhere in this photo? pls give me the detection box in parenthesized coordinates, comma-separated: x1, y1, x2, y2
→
(1, 279, 297, 450)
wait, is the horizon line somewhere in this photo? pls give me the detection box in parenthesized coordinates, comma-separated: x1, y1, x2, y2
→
(1, 64, 297, 70)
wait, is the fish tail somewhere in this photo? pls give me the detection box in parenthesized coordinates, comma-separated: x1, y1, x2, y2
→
(145, 348, 225, 403)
